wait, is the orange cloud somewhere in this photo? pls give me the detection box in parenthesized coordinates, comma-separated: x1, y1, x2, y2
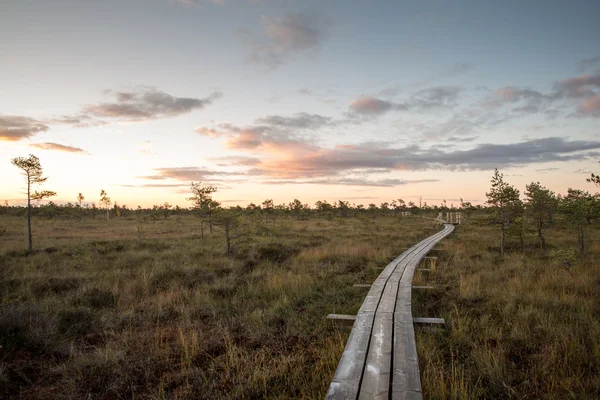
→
(579, 95, 600, 115)
(30, 142, 88, 153)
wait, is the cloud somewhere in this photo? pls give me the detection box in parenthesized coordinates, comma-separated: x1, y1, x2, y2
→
(483, 87, 549, 113)
(445, 136, 478, 143)
(578, 56, 600, 71)
(554, 72, 600, 98)
(195, 118, 319, 154)
(114, 183, 190, 188)
(247, 11, 329, 68)
(349, 86, 460, 117)
(209, 156, 261, 167)
(200, 114, 600, 179)
(255, 112, 333, 129)
(535, 167, 559, 172)
(579, 95, 600, 116)
(82, 87, 221, 122)
(260, 178, 440, 187)
(0, 115, 49, 141)
(138, 167, 244, 182)
(29, 142, 88, 153)
(348, 97, 405, 116)
(410, 86, 461, 109)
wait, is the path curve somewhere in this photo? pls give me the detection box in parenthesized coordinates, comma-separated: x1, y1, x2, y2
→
(327, 223, 455, 400)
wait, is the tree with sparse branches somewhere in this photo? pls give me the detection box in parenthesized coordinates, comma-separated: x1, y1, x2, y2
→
(262, 199, 274, 225)
(99, 189, 111, 221)
(486, 169, 522, 256)
(11, 154, 57, 251)
(524, 182, 557, 249)
(211, 209, 250, 257)
(77, 193, 85, 221)
(187, 182, 217, 239)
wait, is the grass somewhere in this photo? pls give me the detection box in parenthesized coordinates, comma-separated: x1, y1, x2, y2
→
(2, 213, 599, 399)
(414, 221, 600, 399)
(0, 214, 437, 399)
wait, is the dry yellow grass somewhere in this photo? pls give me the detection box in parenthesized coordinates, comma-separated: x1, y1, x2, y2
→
(0, 214, 435, 399)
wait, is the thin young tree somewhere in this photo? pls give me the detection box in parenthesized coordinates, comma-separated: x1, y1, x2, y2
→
(560, 188, 595, 256)
(211, 209, 250, 258)
(262, 199, 274, 225)
(77, 192, 85, 221)
(485, 169, 522, 256)
(524, 182, 556, 249)
(187, 182, 217, 239)
(11, 154, 57, 251)
(99, 189, 111, 221)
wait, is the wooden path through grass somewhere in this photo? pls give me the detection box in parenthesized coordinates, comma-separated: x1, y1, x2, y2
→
(327, 223, 454, 400)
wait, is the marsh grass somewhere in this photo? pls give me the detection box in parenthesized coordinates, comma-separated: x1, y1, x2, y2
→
(415, 222, 600, 399)
(0, 215, 435, 399)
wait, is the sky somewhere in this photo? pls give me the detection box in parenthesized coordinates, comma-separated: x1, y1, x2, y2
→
(1, 0, 600, 208)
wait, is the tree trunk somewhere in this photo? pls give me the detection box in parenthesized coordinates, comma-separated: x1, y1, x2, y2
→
(209, 219, 213, 234)
(27, 174, 32, 252)
(106, 208, 109, 221)
(537, 227, 545, 249)
(500, 222, 505, 257)
(200, 221, 204, 240)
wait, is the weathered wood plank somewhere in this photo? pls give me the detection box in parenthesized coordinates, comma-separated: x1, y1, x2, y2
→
(391, 320, 422, 398)
(391, 224, 454, 399)
(358, 313, 393, 399)
(327, 314, 357, 326)
(327, 312, 374, 399)
(413, 317, 445, 325)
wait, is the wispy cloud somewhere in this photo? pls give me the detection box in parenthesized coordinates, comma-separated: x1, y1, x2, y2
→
(348, 97, 405, 116)
(0, 115, 49, 141)
(348, 86, 461, 117)
(30, 142, 88, 153)
(138, 167, 245, 182)
(578, 55, 600, 71)
(82, 87, 222, 122)
(246, 11, 329, 68)
(260, 178, 440, 187)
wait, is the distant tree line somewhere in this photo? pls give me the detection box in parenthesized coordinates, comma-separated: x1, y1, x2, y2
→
(6, 154, 600, 258)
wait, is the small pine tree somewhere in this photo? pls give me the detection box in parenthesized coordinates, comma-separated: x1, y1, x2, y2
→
(11, 154, 57, 251)
(485, 169, 522, 256)
(524, 182, 557, 249)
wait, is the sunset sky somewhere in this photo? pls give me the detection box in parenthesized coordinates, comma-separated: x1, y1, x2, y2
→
(2, 0, 600, 208)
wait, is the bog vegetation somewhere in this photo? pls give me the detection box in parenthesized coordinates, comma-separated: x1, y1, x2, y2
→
(1, 155, 600, 399)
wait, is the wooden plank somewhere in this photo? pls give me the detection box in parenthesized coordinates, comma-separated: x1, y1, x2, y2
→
(327, 312, 374, 399)
(413, 317, 445, 325)
(391, 320, 422, 399)
(376, 283, 399, 314)
(392, 223, 454, 399)
(327, 314, 356, 326)
(358, 313, 393, 399)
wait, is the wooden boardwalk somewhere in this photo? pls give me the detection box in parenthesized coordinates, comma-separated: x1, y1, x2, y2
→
(326, 223, 455, 400)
